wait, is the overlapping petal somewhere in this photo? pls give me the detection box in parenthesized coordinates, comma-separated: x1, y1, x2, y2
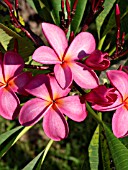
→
(25, 74, 51, 101)
(65, 32, 96, 61)
(0, 87, 20, 120)
(47, 74, 71, 99)
(56, 96, 87, 122)
(54, 63, 73, 89)
(112, 106, 128, 138)
(42, 23, 68, 59)
(9, 72, 32, 95)
(19, 98, 52, 126)
(70, 62, 99, 89)
(43, 106, 69, 141)
(3, 51, 24, 82)
(107, 70, 128, 100)
(32, 46, 61, 64)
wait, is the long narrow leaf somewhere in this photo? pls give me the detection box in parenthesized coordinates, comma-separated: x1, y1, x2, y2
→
(96, 0, 116, 39)
(103, 124, 128, 170)
(71, 0, 87, 34)
(0, 126, 32, 157)
(88, 125, 99, 170)
(100, 125, 111, 170)
(0, 126, 23, 145)
(23, 139, 53, 170)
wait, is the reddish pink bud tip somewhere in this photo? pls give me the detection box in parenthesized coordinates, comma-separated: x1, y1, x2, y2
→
(116, 4, 120, 15)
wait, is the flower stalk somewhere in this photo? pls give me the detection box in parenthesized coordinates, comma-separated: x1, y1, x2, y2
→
(2, 0, 44, 47)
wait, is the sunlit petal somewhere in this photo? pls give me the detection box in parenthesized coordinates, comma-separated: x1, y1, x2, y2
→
(107, 70, 128, 99)
(65, 32, 96, 61)
(47, 74, 71, 100)
(54, 63, 73, 89)
(19, 98, 51, 126)
(32, 46, 61, 64)
(42, 23, 68, 60)
(112, 106, 128, 138)
(70, 62, 99, 89)
(0, 87, 20, 120)
(56, 96, 87, 122)
(43, 106, 69, 141)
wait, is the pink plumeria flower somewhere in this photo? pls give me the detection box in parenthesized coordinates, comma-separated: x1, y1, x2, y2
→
(0, 51, 31, 120)
(19, 74, 87, 141)
(86, 70, 128, 138)
(85, 50, 110, 71)
(32, 23, 99, 89)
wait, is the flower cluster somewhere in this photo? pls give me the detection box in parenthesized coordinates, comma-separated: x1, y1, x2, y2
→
(0, 23, 127, 141)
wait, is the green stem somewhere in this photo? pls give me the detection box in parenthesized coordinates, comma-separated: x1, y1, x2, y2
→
(86, 102, 103, 125)
(41, 139, 54, 164)
(98, 35, 106, 50)
(12, 126, 32, 146)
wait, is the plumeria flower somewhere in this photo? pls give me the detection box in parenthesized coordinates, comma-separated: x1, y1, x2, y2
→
(85, 70, 128, 138)
(19, 74, 87, 141)
(85, 50, 110, 71)
(32, 23, 99, 89)
(0, 51, 31, 120)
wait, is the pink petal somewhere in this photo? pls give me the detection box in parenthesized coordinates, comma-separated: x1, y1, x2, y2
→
(92, 90, 123, 111)
(47, 74, 71, 99)
(32, 46, 61, 64)
(54, 63, 73, 89)
(65, 32, 96, 61)
(3, 51, 24, 82)
(43, 106, 69, 141)
(0, 53, 4, 83)
(8, 72, 32, 95)
(56, 96, 87, 122)
(0, 87, 20, 120)
(25, 74, 51, 101)
(112, 106, 128, 138)
(107, 70, 128, 99)
(19, 98, 51, 126)
(42, 23, 68, 59)
(70, 62, 99, 89)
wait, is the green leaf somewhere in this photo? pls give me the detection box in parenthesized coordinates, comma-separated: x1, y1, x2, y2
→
(0, 126, 32, 157)
(103, 124, 128, 170)
(0, 23, 35, 59)
(22, 150, 44, 170)
(102, 0, 128, 37)
(26, 0, 38, 12)
(0, 23, 20, 50)
(26, 0, 53, 23)
(96, 0, 117, 39)
(100, 125, 111, 170)
(0, 28, 12, 50)
(23, 139, 53, 170)
(71, 0, 87, 34)
(88, 125, 99, 170)
(49, 0, 61, 25)
(0, 126, 23, 145)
